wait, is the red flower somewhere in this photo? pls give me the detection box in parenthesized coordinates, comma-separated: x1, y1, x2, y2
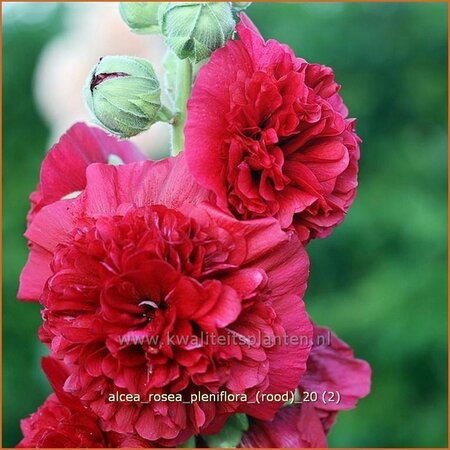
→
(106, 432, 157, 448)
(18, 357, 156, 448)
(17, 358, 107, 448)
(20, 123, 146, 302)
(185, 14, 360, 243)
(239, 325, 371, 448)
(18, 394, 106, 448)
(27, 122, 145, 225)
(19, 149, 312, 444)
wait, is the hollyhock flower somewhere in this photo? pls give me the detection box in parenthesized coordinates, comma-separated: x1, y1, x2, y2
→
(185, 14, 361, 243)
(19, 150, 313, 444)
(18, 357, 156, 448)
(239, 325, 371, 448)
(18, 394, 106, 448)
(17, 358, 107, 448)
(27, 122, 146, 225)
(21, 123, 146, 303)
(106, 432, 157, 448)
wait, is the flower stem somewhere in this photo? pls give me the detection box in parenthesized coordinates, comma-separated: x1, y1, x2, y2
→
(171, 58, 193, 156)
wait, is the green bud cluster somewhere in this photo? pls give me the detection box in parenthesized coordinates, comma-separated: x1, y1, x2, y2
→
(85, 2, 251, 140)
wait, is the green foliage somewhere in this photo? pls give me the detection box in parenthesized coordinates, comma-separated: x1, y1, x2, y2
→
(2, 3, 447, 447)
(203, 414, 249, 448)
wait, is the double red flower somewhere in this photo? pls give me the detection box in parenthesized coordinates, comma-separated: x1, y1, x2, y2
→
(185, 14, 360, 243)
(20, 123, 313, 445)
(18, 13, 369, 449)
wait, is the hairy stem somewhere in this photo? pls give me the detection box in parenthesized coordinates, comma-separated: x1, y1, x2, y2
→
(171, 58, 193, 156)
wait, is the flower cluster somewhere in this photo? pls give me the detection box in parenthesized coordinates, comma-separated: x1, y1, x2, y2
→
(18, 7, 370, 449)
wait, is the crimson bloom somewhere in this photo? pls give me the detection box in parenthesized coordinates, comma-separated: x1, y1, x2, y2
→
(19, 142, 312, 444)
(21, 123, 146, 302)
(18, 357, 156, 448)
(17, 358, 107, 448)
(27, 122, 145, 225)
(239, 325, 371, 448)
(18, 395, 106, 448)
(185, 14, 361, 243)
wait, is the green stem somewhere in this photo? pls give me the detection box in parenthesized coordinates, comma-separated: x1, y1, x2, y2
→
(157, 105, 176, 124)
(171, 58, 193, 156)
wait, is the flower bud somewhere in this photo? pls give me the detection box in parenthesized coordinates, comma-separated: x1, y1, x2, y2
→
(231, 2, 251, 11)
(119, 2, 161, 34)
(159, 2, 235, 63)
(84, 55, 162, 138)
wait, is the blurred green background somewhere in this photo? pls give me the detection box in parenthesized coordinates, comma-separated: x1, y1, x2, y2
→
(3, 2, 447, 447)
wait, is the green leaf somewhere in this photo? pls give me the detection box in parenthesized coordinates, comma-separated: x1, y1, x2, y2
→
(230, 413, 249, 431)
(202, 413, 249, 448)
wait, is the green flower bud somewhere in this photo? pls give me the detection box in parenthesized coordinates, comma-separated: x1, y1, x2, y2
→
(231, 2, 251, 11)
(84, 55, 163, 138)
(119, 2, 161, 34)
(159, 2, 235, 63)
